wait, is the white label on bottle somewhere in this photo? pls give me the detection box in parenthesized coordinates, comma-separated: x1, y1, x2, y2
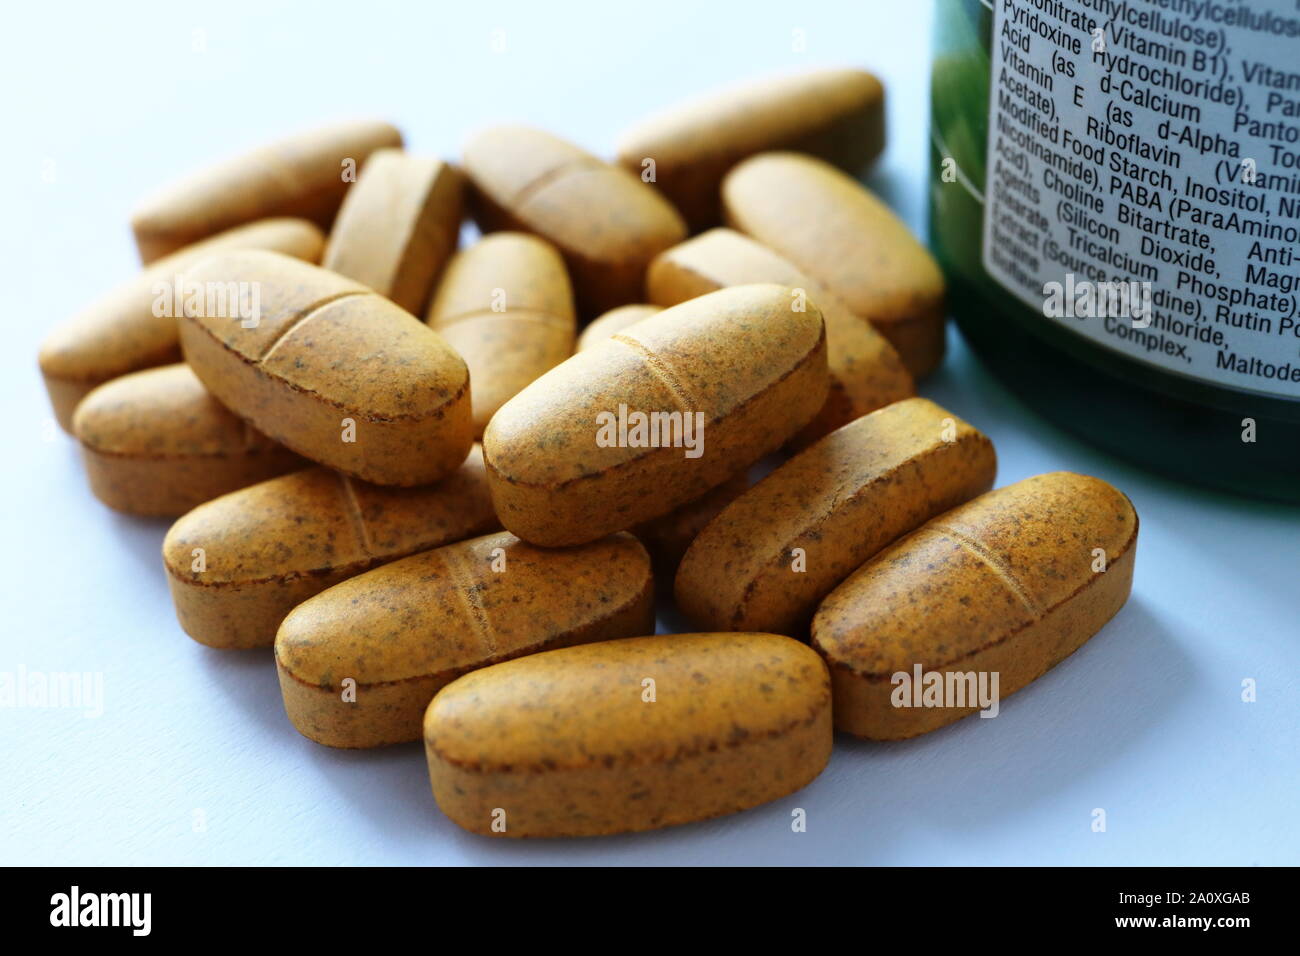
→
(981, 0, 1300, 398)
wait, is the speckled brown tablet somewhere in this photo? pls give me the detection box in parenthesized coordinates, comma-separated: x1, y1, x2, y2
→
(576, 304, 662, 352)
(461, 125, 686, 317)
(322, 150, 464, 315)
(178, 250, 473, 486)
(723, 152, 947, 378)
(426, 233, 575, 437)
(576, 300, 741, 572)
(616, 68, 885, 230)
(483, 284, 829, 547)
(131, 119, 401, 263)
(39, 218, 324, 432)
(811, 472, 1138, 739)
(646, 228, 913, 446)
(676, 398, 995, 635)
(72, 364, 303, 517)
(423, 632, 832, 837)
(162, 445, 498, 650)
(276, 531, 653, 748)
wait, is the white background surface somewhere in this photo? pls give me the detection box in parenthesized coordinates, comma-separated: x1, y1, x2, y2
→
(3, 0, 1297, 866)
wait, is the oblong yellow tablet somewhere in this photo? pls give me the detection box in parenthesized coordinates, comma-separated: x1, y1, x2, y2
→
(131, 119, 401, 263)
(426, 232, 575, 436)
(163, 445, 499, 650)
(462, 125, 686, 317)
(616, 67, 885, 230)
(646, 227, 913, 446)
(483, 284, 829, 546)
(322, 149, 464, 315)
(675, 397, 995, 635)
(812, 472, 1138, 739)
(38, 218, 324, 432)
(178, 250, 473, 486)
(423, 632, 832, 837)
(723, 152, 947, 378)
(276, 531, 654, 748)
(73, 364, 303, 517)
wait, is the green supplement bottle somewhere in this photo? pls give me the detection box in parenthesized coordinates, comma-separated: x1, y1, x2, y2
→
(929, 0, 1300, 501)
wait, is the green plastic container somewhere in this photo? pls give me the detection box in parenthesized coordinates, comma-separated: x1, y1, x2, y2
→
(929, 0, 1300, 502)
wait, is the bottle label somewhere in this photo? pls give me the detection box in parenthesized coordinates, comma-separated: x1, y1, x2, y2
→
(980, 0, 1300, 399)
